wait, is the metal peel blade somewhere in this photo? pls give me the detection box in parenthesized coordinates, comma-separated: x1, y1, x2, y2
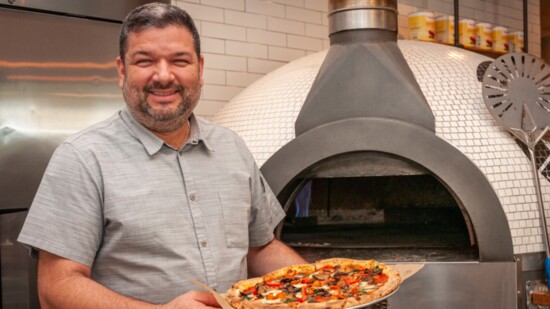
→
(188, 277, 233, 309)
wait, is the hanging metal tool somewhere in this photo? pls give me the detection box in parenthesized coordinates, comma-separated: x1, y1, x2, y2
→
(482, 51, 550, 276)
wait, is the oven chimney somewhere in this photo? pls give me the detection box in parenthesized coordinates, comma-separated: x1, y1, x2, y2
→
(295, 0, 435, 136)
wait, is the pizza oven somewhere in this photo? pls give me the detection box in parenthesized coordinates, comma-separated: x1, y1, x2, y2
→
(212, 0, 539, 308)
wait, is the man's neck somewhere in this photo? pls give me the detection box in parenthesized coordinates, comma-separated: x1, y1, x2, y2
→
(151, 120, 190, 149)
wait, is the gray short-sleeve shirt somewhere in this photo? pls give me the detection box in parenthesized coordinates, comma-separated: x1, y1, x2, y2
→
(18, 108, 286, 304)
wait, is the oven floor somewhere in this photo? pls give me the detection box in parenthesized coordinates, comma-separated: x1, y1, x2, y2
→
(280, 224, 478, 262)
(290, 247, 478, 262)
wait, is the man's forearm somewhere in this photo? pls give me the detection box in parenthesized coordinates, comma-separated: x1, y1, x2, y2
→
(39, 272, 161, 309)
(38, 250, 220, 309)
(247, 238, 307, 278)
(38, 251, 161, 309)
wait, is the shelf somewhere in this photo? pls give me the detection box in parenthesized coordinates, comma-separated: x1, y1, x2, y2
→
(462, 47, 507, 58)
(412, 40, 508, 59)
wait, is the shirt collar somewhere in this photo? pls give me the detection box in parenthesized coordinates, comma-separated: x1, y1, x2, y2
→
(120, 108, 214, 155)
(187, 113, 215, 152)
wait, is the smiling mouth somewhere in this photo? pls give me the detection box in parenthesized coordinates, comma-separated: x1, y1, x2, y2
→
(149, 89, 179, 97)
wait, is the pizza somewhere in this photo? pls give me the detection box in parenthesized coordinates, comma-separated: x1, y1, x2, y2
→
(225, 258, 401, 309)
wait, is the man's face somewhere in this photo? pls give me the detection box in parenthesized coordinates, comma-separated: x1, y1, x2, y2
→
(116, 25, 204, 133)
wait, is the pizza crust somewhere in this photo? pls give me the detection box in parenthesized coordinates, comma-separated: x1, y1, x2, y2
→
(262, 264, 316, 282)
(226, 277, 263, 308)
(314, 258, 375, 272)
(350, 265, 400, 308)
(240, 299, 347, 309)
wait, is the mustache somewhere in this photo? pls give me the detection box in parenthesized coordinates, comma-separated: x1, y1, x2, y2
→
(144, 81, 184, 93)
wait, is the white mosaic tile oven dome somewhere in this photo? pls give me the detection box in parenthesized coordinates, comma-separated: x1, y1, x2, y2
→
(213, 40, 549, 255)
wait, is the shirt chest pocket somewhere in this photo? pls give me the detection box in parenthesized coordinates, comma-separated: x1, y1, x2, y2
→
(218, 189, 251, 248)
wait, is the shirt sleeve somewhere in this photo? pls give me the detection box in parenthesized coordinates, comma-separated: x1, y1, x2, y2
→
(234, 136, 286, 248)
(17, 142, 103, 267)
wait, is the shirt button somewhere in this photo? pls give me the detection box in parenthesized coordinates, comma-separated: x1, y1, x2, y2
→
(189, 193, 196, 201)
(200, 240, 207, 247)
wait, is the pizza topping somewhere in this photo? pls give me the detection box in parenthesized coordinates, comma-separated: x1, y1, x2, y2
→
(265, 280, 282, 288)
(256, 283, 268, 295)
(284, 285, 301, 294)
(227, 259, 400, 307)
(312, 273, 329, 281)
(284, 269, 297, 278)
(263, 269, 380, 301)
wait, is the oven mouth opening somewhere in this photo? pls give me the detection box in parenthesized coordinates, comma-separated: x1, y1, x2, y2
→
(278, 175, 479, 262)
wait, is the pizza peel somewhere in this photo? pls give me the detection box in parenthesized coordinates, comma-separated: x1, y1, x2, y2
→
(481, 52, 550, 287)
(390, 263, 424, 282)
(188, 277, 233, 309)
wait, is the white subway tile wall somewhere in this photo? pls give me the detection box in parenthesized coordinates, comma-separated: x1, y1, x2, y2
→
(174, 0, 329, 118)
(224, 10, 267, 29)
(247, 58, 286, 74)
(268, 46, 306, 62)
(173, 0, 541, 119)
(226, 41, 268, 58)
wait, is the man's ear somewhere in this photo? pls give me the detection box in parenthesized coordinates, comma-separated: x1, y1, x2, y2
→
(116, 56, 125, 89)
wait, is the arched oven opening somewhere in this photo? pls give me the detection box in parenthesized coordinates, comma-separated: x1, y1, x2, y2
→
(261, 118, 513, 263)
(275, 152, 478, 263)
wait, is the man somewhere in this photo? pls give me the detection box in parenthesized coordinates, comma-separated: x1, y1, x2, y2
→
(18, 3, 306, 308)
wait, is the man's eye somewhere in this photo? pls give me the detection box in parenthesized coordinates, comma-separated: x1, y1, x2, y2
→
(135, 59, 152, 65)
(174, 59, 189, 65)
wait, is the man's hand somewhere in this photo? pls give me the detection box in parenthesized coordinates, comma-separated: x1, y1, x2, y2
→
(162, 290, 221, 309)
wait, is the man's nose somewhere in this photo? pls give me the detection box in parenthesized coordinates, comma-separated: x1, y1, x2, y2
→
(153, 61, 174, 84)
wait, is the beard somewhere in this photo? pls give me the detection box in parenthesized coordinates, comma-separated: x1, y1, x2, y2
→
(123, 77, 202, 133)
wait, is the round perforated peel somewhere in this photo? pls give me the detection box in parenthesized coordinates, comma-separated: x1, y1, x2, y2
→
(483, 53, 550, 258)
(482, 53, 550, 148)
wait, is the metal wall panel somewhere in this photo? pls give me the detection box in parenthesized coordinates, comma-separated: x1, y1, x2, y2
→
(0, 212, 38, 308)
(0, 0, 169, 22)
(0, 5, 128, 307)
(0, 7, 124, 212)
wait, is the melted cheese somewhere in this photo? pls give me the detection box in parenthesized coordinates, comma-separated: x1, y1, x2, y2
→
(359, 281, 376, 291)
(262, 289, 283, 297)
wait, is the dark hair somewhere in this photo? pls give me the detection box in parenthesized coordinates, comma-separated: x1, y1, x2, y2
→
(119, 3, 201, 64)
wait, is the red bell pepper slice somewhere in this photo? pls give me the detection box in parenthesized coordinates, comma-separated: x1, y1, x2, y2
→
(343, 276, 360, 285)
(295, 285, 308, 303)
(242, 286, 257, 295)
(373, 273, 388, 284)
(266, 281, 282, 288)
